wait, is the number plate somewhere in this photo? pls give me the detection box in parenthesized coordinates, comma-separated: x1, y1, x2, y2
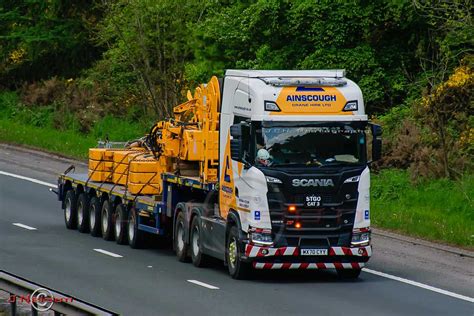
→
(305, 195, 321, 207)
(301, 248, 328, 256)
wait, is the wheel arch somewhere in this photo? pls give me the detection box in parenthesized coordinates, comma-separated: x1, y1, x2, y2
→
(226, 209, 244, 239)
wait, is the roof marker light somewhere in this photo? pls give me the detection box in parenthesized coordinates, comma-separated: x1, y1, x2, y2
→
(263, 77, 347, 87)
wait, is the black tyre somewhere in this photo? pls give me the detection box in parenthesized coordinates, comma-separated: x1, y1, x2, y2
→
(77, 193, 90, 233)
(190, 215, 209, 267)
(101, 199, 114, 241)
(89, 196, 102, 237)
(114, 204, 128, 245)
(226, 226, 250, 279)
(128, 208, 144, 249)
(64, 190, 77, 229)
(337, 269, 362, 280)
(174, 212, 189, 262)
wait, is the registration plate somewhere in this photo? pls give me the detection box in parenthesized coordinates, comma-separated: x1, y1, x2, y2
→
(301, 248, 328, 256)
(305, 195, 321, 207)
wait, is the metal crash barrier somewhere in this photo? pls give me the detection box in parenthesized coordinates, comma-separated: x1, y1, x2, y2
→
(0, 270, 118, 315)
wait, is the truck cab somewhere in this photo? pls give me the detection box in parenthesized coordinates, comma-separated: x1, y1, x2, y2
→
(217, 70, 381, 278)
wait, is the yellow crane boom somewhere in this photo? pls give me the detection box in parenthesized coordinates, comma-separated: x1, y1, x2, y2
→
(88, 76, 221, 195)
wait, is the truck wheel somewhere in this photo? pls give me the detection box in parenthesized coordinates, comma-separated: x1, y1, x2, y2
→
(174, 212, 189, 262)
(114, 204, 128, 245)
(64, 190, 77, 229)
(226, 226, 250, 279)
(89, 196, 102, 237)
(77, 193, 90, 233)
(101, 199, 115, 241)
(190, 215, 209, 267)
(128, 209, 144, 249)
(337, 269, 361, 280)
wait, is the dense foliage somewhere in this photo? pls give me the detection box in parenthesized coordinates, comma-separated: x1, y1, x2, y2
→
(0, 0, 473, 179)
(0, 0, 102, 85)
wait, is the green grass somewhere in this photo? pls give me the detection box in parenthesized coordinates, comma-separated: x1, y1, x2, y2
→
(0, 119, 96, 159)
(372, 169, 474, 248)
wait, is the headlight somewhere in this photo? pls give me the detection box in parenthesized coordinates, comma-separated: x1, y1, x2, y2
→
(351, 228, 370, 246)
(266, 176, 282, 184)
(344, 175, 360, 183)
(249, 227, 273, 246)
(264, 101, 281, 112)
(343, 100, 358, 111)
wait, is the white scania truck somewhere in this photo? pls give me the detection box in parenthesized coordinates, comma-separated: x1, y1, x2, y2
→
(57, 69, 382, 279)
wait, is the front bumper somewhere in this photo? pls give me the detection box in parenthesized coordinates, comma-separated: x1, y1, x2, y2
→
(244, 244, 371, 270)
(253, 262, 366, 270)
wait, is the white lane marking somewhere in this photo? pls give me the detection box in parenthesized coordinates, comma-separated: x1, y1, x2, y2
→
(12, 223, 37, 231)
(0, 171, 57, 188)
(364, 268, 474, 303)
(187, 280, 219, 290)
(93, 249, 123, 258)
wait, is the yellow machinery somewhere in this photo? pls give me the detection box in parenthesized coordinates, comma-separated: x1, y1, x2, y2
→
(88, 76, 221, 195)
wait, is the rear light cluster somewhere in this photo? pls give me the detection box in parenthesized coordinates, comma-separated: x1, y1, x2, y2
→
(249, 227, 273, 246)
(351, 227, 370, 246)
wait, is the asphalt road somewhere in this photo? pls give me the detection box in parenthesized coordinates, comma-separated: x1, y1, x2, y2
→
(0, 144, 473, 315)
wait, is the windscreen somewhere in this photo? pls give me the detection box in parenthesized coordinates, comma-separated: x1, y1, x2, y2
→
(254, 124, 366, 167)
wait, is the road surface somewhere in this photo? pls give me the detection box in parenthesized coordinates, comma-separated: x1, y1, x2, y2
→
(0, 144, 473, 315)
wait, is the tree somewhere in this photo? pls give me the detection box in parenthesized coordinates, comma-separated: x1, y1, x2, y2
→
(95, 0, 207, 118)
(0, 0, 102, 86)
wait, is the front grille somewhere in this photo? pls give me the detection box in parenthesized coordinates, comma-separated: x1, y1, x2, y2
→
(268, 188, 356, 248)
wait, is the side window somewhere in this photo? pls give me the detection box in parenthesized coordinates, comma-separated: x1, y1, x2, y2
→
(232, 115, 251, 162)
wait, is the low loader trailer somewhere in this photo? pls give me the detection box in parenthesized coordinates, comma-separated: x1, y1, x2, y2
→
(57, 70, 382, 279)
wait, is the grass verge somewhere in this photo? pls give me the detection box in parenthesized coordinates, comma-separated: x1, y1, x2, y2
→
(372, 169, 474, 248)
(0, 119, 96, 159)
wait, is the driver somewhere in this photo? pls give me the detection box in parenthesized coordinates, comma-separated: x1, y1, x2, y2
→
(256, 148, 272, 166)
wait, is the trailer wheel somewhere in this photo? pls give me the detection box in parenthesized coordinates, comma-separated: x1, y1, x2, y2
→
(101, 199, 115, 241)
(337, 269, 361, 280)
(128, 209, 144, 249)
(174, 212, 189, 262)
(77, 193, 90, 233)
(89, 196, 102, 237)
(64, 190, 77, 229)
(226, 226, 250, 279)
(114, 204, 128, 245)
(190, 215, 209, 267)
